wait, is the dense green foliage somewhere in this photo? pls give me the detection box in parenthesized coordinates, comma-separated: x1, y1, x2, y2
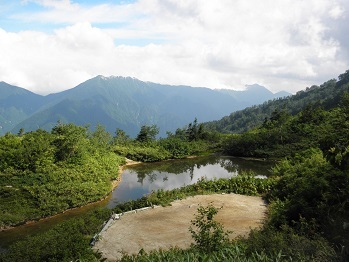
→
(113, 143, 172, 162)
(0, 118, 224, 259)
(0, 123, 124, 227)
(120, 246, 281, 262)
(267, 149, 349, 250)
(213, 71, 349, 260)
(223, 89, 349, 159)
(113, 119, 222, 162)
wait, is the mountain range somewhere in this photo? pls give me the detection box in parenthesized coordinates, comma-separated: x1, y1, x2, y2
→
(0, 76, 291, 137)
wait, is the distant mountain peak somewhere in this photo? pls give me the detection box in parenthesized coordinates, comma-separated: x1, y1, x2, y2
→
(95, 75, 138, 81)
(245, 84, 291, 97)
(245, 84, 270, 92)
(246, 83, 265, 88)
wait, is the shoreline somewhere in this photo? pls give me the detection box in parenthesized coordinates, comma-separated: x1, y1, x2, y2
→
(112, 159, 142, 190)
(0, 158, 142, 232)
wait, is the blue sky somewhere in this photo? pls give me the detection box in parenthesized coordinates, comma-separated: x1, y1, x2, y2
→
(1, 1, 137, 32)
(0, 0, 348, 95)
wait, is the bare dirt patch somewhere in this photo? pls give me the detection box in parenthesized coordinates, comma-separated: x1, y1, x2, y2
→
(93, 193, 267, 261)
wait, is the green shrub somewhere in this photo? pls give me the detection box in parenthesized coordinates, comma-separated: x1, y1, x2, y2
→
(113, 144, 171, 162)
(189, 204, 231, 253)
(241, 225, 338, 261)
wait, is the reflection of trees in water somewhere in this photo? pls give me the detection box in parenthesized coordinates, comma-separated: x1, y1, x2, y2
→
(126, 166, 155, 185)
(147, 173, 157, 183)
(126, 169, 147, 184)
(137, 173, 146, 184)
(219, 157, 273, 176)
(219, 159, 239, 173)
(127, 156, 273, 185)
(189, 166, 194, 180)
(127, 159, 196, 175)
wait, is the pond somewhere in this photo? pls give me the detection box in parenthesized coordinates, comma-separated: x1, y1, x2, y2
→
(0, 155, 273, 249)
(107, 155, 272, 207)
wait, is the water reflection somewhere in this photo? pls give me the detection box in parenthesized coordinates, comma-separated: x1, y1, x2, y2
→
(107, 156, 272, 207)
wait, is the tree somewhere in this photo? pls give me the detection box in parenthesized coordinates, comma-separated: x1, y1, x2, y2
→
(136, 125, 159, 143)
(320, 93, 349, 170)
(269, 108, 289, 125)
(17, 128, 25, 137)
(337, 69, 349, 87)
(51, 123, 89, 163)
(189, 204, 231, 252)
(0, 133, 22, 171)
(113, 128, 130, 145)
(18, 129, 54, 172)
(90, 124, 112, 149)
(173, 128, 187, 140)
(186, 118, 201, 141)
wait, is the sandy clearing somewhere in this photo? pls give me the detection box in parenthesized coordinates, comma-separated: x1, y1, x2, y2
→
(93, 193, 267, 261)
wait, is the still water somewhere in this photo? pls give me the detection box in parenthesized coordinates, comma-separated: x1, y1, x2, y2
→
(107, 156, 272, 207)
(0, 155, 273, 249)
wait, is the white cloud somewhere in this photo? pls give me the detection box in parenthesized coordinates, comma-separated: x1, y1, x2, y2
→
(0, 0, 348, 94)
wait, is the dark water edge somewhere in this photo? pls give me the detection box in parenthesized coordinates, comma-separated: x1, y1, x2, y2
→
(0, 155, 274, 250)
(0, 197, 111, 249)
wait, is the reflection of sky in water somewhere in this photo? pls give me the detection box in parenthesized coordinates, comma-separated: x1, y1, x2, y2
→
(107, 157, 269, 208)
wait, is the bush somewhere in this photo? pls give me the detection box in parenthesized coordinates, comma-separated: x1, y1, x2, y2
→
(241, 225, 338, 261)
(189, 204, 231, 253)
(113, 144, 171, 162)
(159, 137, 192, 159)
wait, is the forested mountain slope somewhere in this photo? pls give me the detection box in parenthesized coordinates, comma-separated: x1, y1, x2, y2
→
(205, 70, 349, 133)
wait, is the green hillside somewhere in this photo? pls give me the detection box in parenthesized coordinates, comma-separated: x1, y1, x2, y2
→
(205, 70, 349, 134)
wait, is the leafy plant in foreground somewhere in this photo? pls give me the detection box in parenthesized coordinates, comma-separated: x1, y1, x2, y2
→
(189, 204, 231, 253)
